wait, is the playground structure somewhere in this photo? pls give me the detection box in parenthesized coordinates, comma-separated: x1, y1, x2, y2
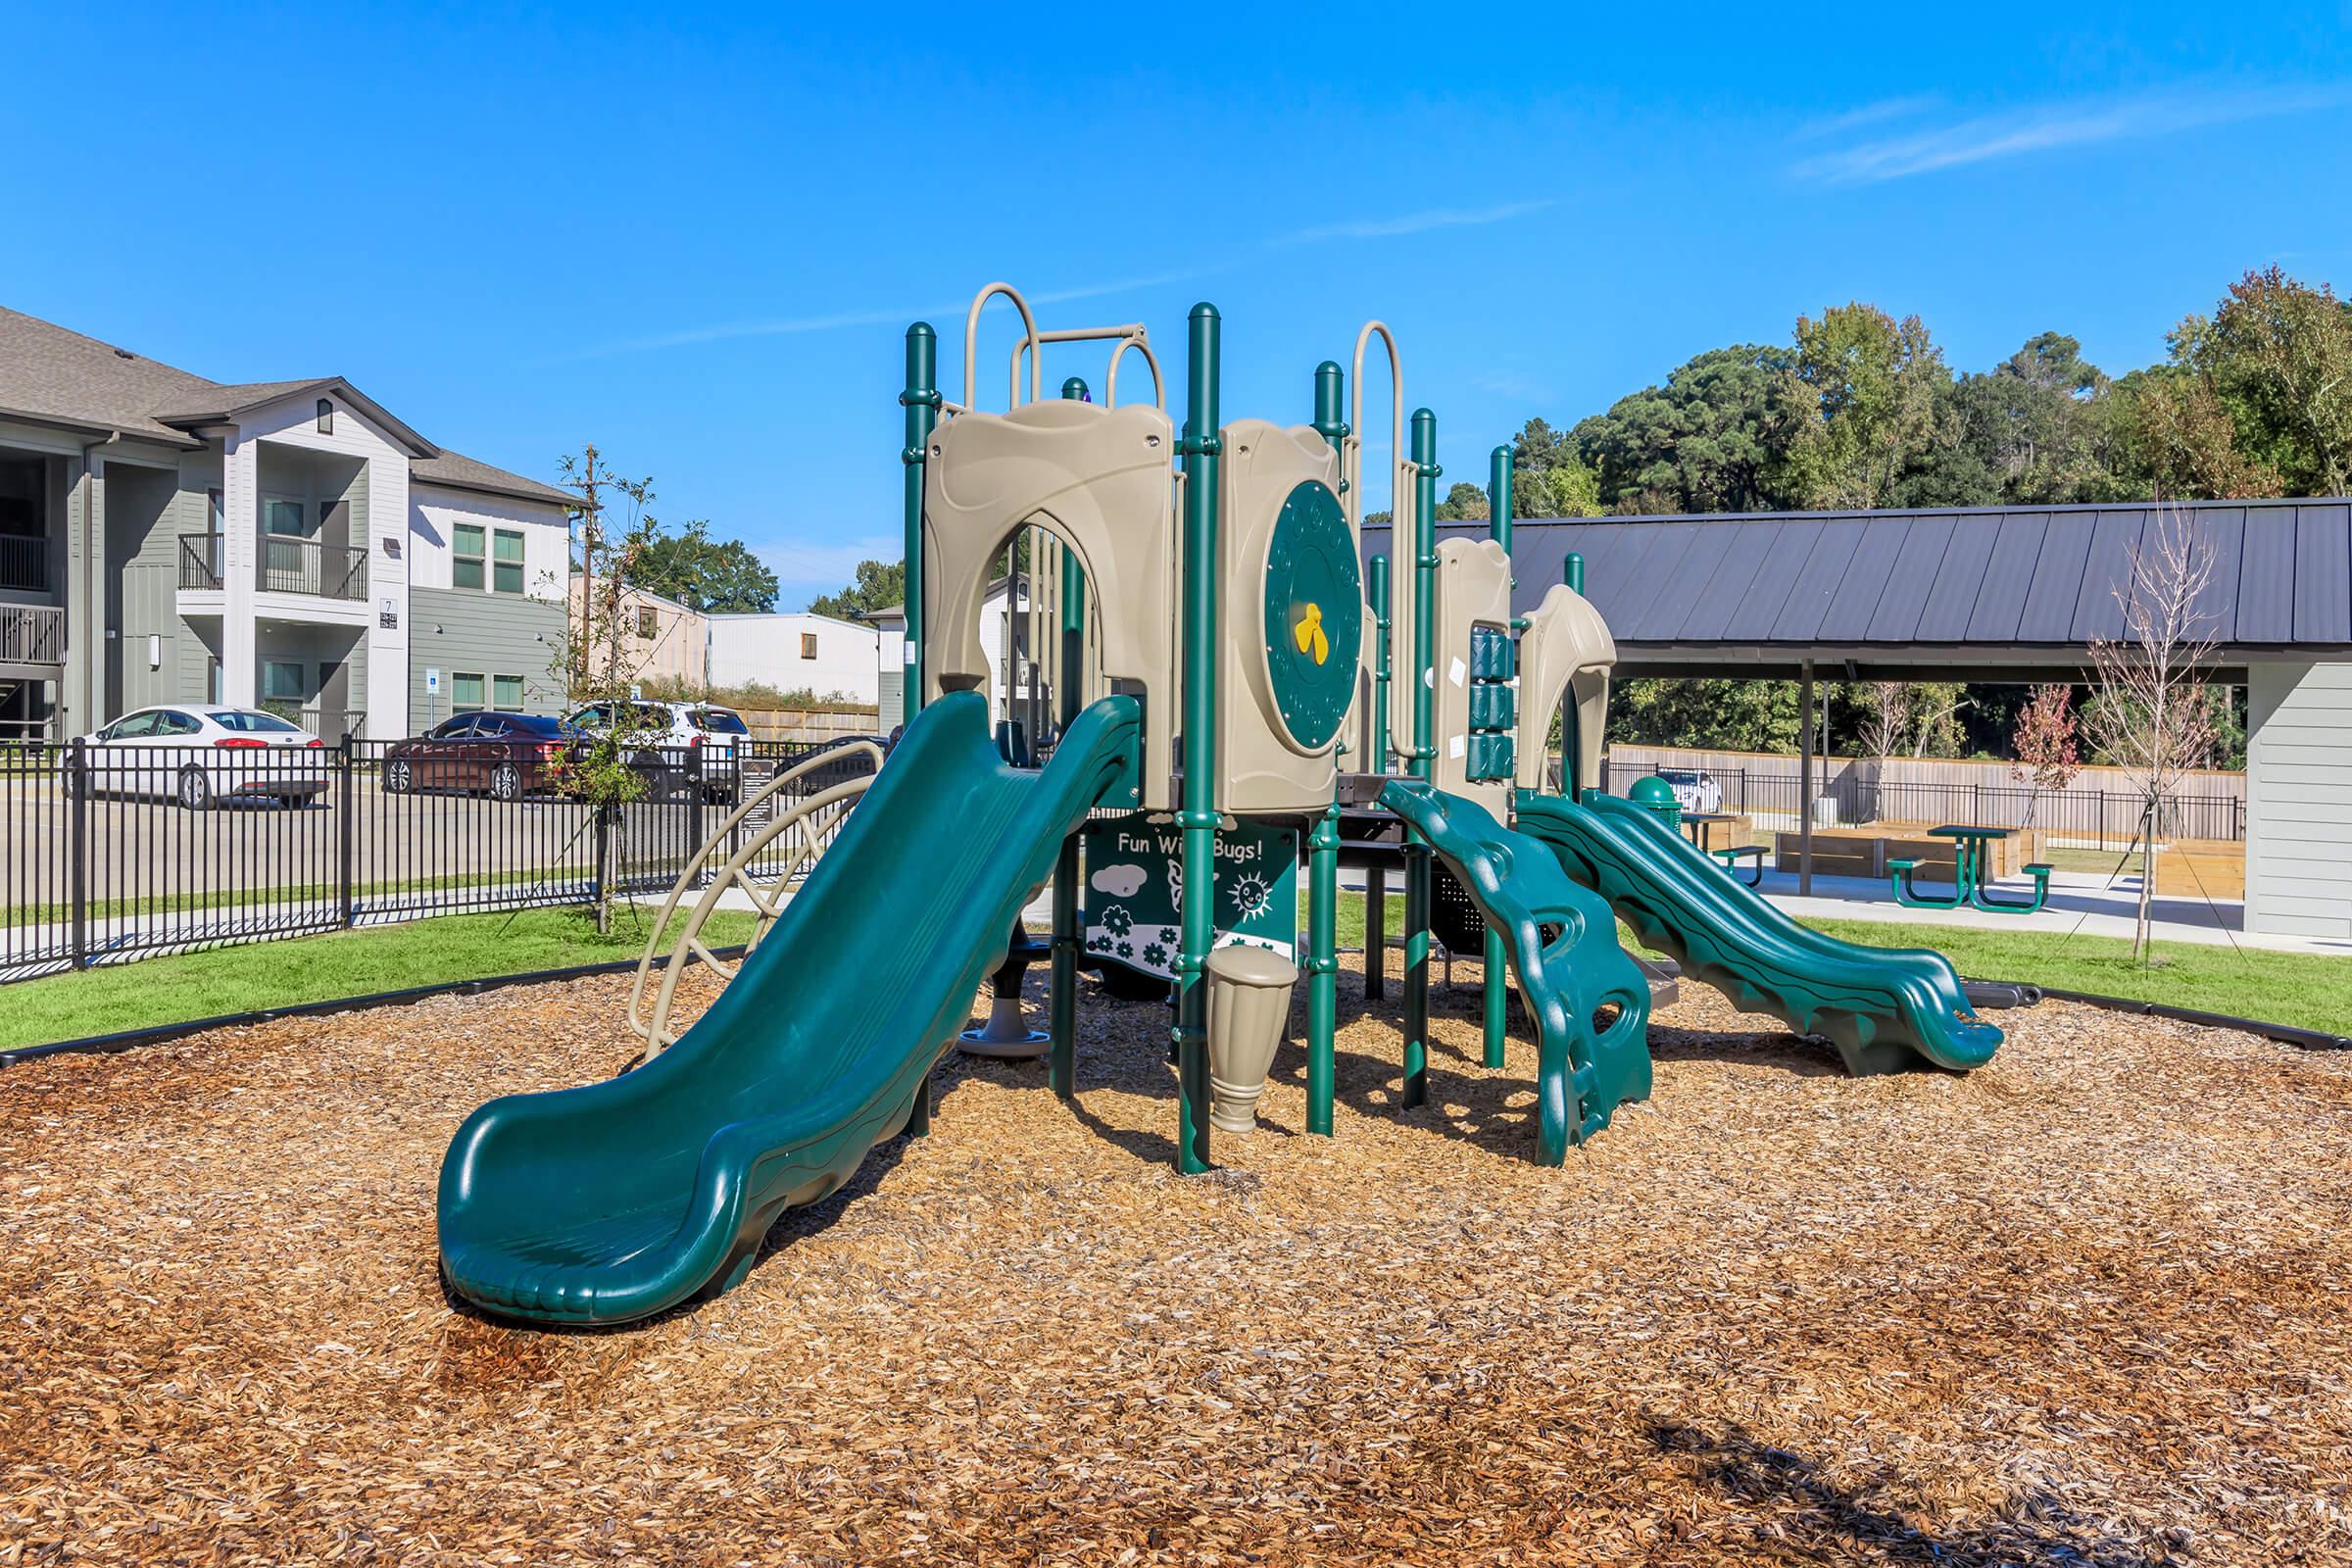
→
(437, 283, 2004, 1326)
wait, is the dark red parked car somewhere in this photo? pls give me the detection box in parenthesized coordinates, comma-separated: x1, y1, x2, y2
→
(382, 712, 577, 801)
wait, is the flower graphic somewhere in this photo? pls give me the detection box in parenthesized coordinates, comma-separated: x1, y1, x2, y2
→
(1102, 905, 1133, 937)
(1115, 940, 1133, 958)
(1142, 941, 1167, 968)
(1157, 927, 1177, 946)
(1088, 934, 1113, 953)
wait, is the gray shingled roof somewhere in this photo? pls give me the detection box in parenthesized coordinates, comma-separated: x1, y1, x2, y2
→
(408, 449, 576, 508)
(0, 306, 217, 445)
(0, 305, 572, 509)
(1363, 497, 2352, 670)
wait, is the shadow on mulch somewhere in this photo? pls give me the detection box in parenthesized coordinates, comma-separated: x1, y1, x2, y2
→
(1650, 1418, 2187, 1568)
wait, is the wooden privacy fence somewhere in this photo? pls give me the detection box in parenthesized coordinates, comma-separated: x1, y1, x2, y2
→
(735, 707, 884, 743)
(1596, 746, 2245, 847)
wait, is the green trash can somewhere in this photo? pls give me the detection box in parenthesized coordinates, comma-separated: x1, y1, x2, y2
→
(1205, 945, 1299, 1134)
(1628, 774, 1683, 836)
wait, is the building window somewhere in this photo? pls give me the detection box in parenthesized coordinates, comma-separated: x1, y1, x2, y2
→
(453, 523, 485, 590)
(801, 632, 818, 660)
(492, 673, 525, 710)
(452, 672, 486, 713)
(636, 606, 659, 639)
(492, 529, 524, 594)
(317, 399, 334, 435)
(262, 662, 306, 712)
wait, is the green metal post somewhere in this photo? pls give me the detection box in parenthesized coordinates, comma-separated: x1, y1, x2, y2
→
(1402, 409, 1439, 1108)
(1566, 550, 1585, 595)
(1050, 375, 1091, 1098)
(1481, 445, 1515, 1069)
(1365, 553, 1391, 1001)
(899, 323, 939, 729)
(1174, 304, 1223, 1174)
(1304, 361, 1347, 1137)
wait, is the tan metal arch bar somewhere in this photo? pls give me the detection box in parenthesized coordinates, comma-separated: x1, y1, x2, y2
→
(625, 740, 886, 1054)
(1009, 324, 1163, 411)
(963, 282, 1043, 412)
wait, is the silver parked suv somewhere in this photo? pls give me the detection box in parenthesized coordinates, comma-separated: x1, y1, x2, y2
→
(563, 700, 749, 804)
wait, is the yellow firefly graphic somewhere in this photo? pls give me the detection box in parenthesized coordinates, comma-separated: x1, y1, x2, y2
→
(1292, 602, 1329, 665)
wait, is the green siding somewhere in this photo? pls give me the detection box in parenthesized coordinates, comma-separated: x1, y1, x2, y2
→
(409, 585, 565, 729)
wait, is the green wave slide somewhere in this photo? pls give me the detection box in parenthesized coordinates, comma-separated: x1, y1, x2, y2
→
(1379, 780, 1655, 1163)
(1513, 790, 2002, 1075)
(438, 690, 1143, 1326)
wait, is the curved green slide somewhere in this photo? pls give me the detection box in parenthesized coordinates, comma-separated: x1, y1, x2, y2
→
(438, 691, 1143, 1326)
(1379, 781, 1654, 1162)
(1513, 790, 2001, 1075)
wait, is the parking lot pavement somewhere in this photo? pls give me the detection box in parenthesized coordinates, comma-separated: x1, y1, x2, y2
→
(0, 777, 725, 914)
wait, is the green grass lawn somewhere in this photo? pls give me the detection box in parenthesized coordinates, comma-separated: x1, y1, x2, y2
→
(7, 884, 2339, 1058)
(1318, 889, 2347, 1038)
(0, 906, 760, 1053)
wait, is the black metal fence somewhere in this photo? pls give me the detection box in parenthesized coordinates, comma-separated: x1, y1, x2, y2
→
(0, 736, 867, 983)
(1594, 759, 2245, 845)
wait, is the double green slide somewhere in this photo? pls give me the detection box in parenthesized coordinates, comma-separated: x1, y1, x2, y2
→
(437, 691, 1142, 1326)
(1383, 782, 1999, 1158)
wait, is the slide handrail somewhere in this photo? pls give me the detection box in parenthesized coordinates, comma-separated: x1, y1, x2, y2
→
(963, 281, 1043, 411)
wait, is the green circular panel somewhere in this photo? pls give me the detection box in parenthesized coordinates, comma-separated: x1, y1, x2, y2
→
(1261, 480, 1362, 751)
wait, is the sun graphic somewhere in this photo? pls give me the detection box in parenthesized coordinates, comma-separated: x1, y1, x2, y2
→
(1230, 870, 1272, 922)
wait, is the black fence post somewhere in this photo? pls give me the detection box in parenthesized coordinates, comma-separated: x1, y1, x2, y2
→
(337, 736, 357, 928)
(68, 738, 88, 970)
(688, 744, 706, 885)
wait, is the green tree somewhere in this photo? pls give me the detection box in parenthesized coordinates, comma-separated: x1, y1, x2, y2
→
(2193, 265, 2352, 495)
(1434, 481, 1489, 521)
(1783, 304, 1952, 510)
(626, 518, 779, 613)
(1570, 345, 1802, 514)
(1607, 677, 1799, 752)
(807, 558, 906, 619)
(1507, 417, 1602, 517)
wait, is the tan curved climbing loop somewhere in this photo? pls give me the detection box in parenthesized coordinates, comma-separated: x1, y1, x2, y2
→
(626, 742, 886, 1058)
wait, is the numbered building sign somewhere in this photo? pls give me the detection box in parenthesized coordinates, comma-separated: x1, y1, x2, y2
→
(1079, 818, 1298, 980)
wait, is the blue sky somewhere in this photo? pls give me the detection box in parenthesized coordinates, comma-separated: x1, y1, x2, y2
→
(8, 4, 2351, 608)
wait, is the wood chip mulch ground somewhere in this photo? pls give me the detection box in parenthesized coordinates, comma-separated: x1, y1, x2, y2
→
(4, 956, 2351, 1566)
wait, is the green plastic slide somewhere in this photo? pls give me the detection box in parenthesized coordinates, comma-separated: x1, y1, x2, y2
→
(437, 691, 1142, 1326)
(1513, 790, 2001, 1075)
(1379, 781, 1653, 1162)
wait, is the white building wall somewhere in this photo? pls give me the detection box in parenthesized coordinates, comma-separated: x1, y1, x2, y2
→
(2244, 660, 2352, 940)
(233, 392, 413, 737)
(706, 612, 877, 702)
(408, 486, 571, 601)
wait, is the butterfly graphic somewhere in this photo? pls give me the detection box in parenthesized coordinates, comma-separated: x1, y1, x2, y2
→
(1292, 602, 1329, 666)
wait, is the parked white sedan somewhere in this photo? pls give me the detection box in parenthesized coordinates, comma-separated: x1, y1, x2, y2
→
(64, 707, 329, 809)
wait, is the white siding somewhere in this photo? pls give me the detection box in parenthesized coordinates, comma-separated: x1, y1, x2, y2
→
(706, 612, 877, 702)
(2245, 661, 2352, 939)
(408, 485, 570, 601)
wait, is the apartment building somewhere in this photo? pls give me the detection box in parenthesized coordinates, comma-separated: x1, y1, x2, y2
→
(0, 306, 575, 740)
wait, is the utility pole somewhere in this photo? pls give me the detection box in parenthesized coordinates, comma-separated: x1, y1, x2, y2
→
(565, 444, 606, 697)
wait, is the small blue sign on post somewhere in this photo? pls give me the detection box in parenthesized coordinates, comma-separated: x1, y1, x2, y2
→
(1080, 817, 1298, 980)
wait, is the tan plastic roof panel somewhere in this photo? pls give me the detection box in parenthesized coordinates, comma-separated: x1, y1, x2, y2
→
(1515, 582, 1617, 795)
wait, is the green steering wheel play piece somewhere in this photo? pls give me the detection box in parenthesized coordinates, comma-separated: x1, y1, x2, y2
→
(1260, 480, 1361, 751)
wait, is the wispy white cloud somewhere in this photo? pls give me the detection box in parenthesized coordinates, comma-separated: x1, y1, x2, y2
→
(1277, 199, 1554, 247)
(1786, 95, 1939, 143)
(1471, 368, 1556, 404)
(1791, 81, 2352, 184)
(565, 196, 1548, 362)
(559, 268, 1213, 364)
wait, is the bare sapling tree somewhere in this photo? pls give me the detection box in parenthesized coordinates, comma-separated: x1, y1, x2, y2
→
(553, 447, 665, 934)
(2083, 505, 2221, 961)
(2008, 683, 2082, 837)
